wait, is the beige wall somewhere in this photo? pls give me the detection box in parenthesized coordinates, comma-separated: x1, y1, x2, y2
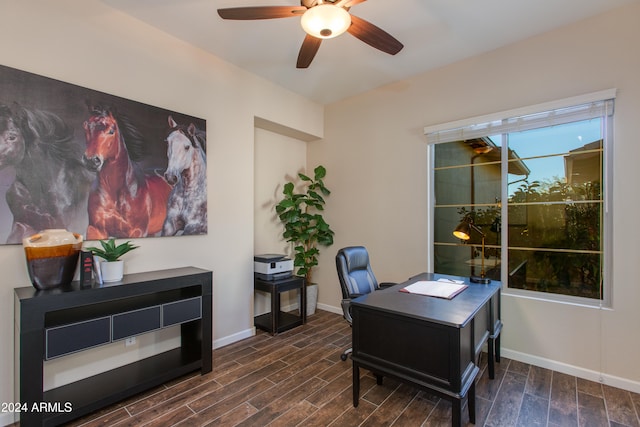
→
(253, 127, 308, 314)
(311, 2, 640, 392)
(0, 0, 322, 422)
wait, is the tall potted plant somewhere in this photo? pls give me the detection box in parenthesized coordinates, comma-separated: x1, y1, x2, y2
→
(276, 165, 334, 315)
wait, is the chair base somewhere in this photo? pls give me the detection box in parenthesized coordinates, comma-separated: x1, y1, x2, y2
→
(341, 347, 352, 361)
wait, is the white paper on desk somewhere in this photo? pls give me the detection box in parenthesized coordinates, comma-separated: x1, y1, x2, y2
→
(400, 280, 467, 299)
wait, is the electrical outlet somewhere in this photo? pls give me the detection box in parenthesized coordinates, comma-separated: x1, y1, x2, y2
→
(125, 337, 136, 347)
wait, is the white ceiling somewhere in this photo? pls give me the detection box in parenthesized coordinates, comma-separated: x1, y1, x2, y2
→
(102, 0, 635, 105)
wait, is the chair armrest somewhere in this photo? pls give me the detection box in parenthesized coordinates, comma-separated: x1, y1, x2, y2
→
(341, 299, 353, 324)
(379, 282, 396, 289)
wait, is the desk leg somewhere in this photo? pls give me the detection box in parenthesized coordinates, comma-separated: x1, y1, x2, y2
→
(488, 337, 496, 379)
(488, 331, 502, 379)
(468, 380, 476, 424)
(452, 398, 461, 427)
(353, 363, 360, 407)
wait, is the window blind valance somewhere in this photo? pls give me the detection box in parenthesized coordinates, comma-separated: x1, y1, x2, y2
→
(424, 91, 615, 145)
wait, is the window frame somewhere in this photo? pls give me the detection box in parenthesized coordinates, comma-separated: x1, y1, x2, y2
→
(425, 90, 615, 307)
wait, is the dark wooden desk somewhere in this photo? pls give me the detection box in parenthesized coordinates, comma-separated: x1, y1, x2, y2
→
(350, 273, 502, 427)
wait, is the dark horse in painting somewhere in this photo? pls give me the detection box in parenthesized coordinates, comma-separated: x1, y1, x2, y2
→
(162, 116, 207, 236)
(82, 105, 171, 239)
(0, 104, 92, 243)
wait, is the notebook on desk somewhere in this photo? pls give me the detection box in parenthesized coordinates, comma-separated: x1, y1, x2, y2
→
(399, 278, 468, 299)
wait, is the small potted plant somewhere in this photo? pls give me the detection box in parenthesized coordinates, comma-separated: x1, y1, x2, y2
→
(86, 238, 139, 282)
(276, 165, 334, 315)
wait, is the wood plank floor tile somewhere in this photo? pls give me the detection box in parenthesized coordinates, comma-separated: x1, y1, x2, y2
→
(603, 384, 640, 427)
(390, 391, 438, 426)
(577, 377, 603, 397)
(237, 377, 327, 427)
(360, 382, 419, 427)
(305, 371, 352, 408)
(247, 365, 328, 410)
(485, 371, 527, 427)
(187, 378, 274, 420)
(142, 406, 195, 427)
(526, 365, 552, 400)
(549, 372, 578, 426)
(303, 375, 378, 427)
(266, 400, 317, 427)
(328, 397, 377, 427)
(361, 376, 402, 406)
(577, 391, 608, 427)
(425, 399, 456, 427)
(125, 374, 220, 415)
(477, 361, 508, 401)
(516, 393, 549, 427)
(200, 402, 258, 427)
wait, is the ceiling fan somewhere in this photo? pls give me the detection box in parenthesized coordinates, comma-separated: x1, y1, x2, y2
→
(217, 0, 403, 68)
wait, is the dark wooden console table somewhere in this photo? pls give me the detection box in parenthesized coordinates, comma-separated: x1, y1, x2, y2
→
(254, 275, 305, 335)
(14, 266, 212, 427)
(350, 273, 502, 427)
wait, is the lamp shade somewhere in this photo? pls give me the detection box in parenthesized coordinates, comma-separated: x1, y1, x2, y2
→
(301, 4, 351, 39)
(453, 221, 472, 240)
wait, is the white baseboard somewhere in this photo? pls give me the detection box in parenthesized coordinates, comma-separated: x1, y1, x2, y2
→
(282, 302, 342, 316)
(1, 412, 15, 426)
(502, 348, 640, 394)
(213, 327, 255, 349)
(317, 303, 341, 315)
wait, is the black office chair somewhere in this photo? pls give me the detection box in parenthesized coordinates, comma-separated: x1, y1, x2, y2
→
(336, 246, 395, 361)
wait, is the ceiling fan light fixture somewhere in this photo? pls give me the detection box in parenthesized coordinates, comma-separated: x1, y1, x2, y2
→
(301, 4, 351, 39)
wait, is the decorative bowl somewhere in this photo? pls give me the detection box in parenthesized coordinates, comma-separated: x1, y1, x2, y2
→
(23, 229, 83, 290)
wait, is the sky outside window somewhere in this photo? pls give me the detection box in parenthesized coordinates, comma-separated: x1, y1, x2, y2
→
(489, 118, 602, 195)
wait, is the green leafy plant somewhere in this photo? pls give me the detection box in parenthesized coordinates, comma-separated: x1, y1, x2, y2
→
(275, 165, 335, 284)
(86, 238, 139, 262)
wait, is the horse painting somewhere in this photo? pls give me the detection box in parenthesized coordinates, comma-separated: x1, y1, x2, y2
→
(162, 116, 207, 236)
(0, 104, 92, 243)
(82, 105, 171, 239)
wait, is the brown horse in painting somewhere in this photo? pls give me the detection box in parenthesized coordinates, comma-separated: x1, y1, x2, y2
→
(82, 106, 170, 240)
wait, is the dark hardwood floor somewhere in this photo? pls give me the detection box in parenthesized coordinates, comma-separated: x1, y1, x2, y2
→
(56, 310, 639, 427)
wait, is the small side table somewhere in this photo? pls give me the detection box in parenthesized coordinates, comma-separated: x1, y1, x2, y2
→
(254, 275, 306, 335)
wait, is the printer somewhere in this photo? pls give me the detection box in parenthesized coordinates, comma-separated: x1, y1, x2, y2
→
(254, 254, 294, 280)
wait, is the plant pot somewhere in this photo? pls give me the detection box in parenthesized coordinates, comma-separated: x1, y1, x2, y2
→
(305, 283, 318, 316)
(100, 260, 124, 282)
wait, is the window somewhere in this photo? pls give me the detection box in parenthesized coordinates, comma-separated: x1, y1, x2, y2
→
(425, 92, 614, 303)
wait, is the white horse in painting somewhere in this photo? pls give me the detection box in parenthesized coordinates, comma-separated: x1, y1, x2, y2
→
(162, 116, 207, 236)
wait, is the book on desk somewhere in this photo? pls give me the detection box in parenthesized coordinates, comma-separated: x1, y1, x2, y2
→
(399, 278, 468, 299)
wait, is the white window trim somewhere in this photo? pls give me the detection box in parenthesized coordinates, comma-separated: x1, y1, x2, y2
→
(423, 89, 616, 137)
(425, 90, 616, 307)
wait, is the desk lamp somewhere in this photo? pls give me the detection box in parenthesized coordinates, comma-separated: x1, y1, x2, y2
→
(453, 218, 491, 284)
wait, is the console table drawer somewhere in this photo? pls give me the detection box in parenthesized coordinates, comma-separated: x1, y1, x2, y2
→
(163, 296, 202, 327)
(46, 317, 111, 360)
(112, 306, 162, 341)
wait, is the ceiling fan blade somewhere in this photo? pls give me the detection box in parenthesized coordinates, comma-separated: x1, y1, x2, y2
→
(335, 0, 367, 8)
(347, 14, 403, 55)
(218, 6, 306, 20)
(297, 35, 322, 69)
